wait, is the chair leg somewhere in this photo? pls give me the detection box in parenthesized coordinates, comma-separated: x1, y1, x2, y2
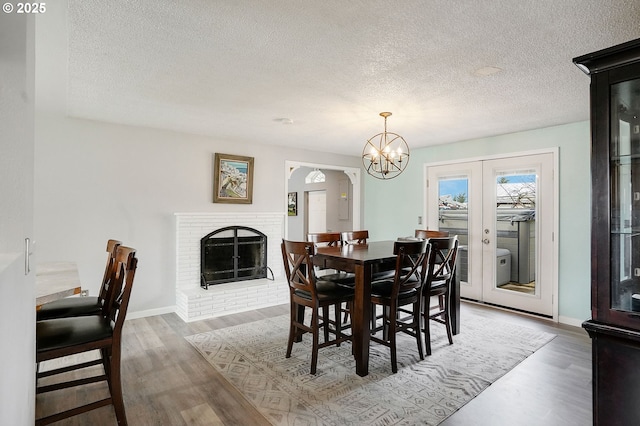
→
(311, 310, 320, 375)
(371, 304, 378, 335)
(424, 302, 432, 356)
(444, 298, 453, 345)
(286, 302, 297, 358)
(389, 306, 398, 373)
(322, 306, 330, 343)
(334, 303, 342, 347)
(343, 301, 351, 323)
(108, 347, 127, 426)
(414, 300, 424, 360)
(101, 347, 111, 383)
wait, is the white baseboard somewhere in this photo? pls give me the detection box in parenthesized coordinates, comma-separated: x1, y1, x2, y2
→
(558, 315, 588, 328)
(127, 305, 176, 320)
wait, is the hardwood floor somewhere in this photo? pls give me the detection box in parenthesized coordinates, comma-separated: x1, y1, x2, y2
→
(35, 302, 592, 425)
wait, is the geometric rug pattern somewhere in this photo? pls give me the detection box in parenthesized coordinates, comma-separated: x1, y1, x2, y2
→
(186, 311, 555, 425)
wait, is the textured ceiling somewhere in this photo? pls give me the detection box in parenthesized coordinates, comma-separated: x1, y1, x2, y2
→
(66, 1, 640, 156)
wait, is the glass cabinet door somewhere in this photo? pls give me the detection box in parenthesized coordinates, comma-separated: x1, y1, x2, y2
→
(610, 77, 640, 312)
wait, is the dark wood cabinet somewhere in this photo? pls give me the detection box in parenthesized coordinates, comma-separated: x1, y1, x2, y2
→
(574, 38, 640, 425)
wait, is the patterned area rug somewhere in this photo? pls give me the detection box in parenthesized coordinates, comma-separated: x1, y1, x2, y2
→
(186, 311, 555, 425)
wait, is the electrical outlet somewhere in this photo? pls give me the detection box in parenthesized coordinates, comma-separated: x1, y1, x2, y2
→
(635, 192, 640, 201)
(418, 216, 422, 224)
(81, 290, 89, 297)
(635, 268, 640, 277)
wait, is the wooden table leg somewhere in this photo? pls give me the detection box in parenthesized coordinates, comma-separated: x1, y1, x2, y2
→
(353, 264, 371, 376)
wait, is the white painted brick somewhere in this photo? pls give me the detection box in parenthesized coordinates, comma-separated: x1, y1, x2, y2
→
(175, 212, 286, 322)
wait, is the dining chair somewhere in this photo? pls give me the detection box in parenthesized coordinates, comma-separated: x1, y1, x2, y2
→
(307, 232, 341, 247)
(369, 240, 430, 373)
(341, 230, 395, 279)
(37, 239, 122, 321)
(340, 230, 369, 245)
(414, 229, 449, 239)
(339, 230, 394, 326)
(35, 245, 138, 426)
(414, 230, 450, 310)
(423, 236, 459, 355)
(281, 239, 354, 374)
(307, 232, 355, 284)
(307, 232, 355, 323)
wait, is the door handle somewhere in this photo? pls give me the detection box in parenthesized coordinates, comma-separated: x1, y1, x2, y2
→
(25, 237, 34, 275)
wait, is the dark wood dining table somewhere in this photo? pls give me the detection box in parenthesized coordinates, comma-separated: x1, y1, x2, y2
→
(314, 240, 460, 376)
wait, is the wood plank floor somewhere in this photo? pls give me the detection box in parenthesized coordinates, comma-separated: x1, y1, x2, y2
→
(35, 301, 592, 425)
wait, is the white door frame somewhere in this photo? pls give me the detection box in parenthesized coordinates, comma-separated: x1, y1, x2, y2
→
(284, 161, 361, 239)
(423, 148, 559, 321)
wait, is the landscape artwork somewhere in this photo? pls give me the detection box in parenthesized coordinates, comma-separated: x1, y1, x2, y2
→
(213, 153, 254, 204)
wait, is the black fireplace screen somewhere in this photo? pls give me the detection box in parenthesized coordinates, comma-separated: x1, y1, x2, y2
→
(200, 226, 267, 289)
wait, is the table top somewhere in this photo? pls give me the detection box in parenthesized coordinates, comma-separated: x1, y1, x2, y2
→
(36, 261, 82, 306)
(315, 240, 398, 264)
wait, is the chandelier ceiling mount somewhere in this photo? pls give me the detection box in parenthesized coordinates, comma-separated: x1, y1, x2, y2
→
(362, 112, 410, 180)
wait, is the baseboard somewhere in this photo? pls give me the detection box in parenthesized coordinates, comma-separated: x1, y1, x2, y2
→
(127, 305, 176, 320)
(558, 315, 587, 328)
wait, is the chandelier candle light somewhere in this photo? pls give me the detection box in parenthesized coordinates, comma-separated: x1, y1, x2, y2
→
(362, 112, 410, 179)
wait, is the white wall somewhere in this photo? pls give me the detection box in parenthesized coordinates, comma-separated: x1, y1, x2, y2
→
(34, 113, 361, 315)
(33, 6, 361, 316)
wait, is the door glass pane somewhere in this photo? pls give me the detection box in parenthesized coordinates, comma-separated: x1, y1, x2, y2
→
(495, 171, 536, 294)
(438, 176, 469, 282)
(610, 78, 640, 312)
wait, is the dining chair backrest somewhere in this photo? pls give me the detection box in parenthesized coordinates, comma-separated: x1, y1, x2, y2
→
(98, 239, 123, 314)
(425, 236, 459, 288)
(106, 246, 138, 327)
(102, 246, 138, 344)
(281, 240, 320, 299)
(390, 240, 430, 297)
(341, 230, 369, 245)
(414, 229, 449, 239)
(307, 232, 342, 247)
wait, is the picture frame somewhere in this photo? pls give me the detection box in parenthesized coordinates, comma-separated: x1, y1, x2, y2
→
(213, 153, 254, 204)
(288, 192, 297, 216)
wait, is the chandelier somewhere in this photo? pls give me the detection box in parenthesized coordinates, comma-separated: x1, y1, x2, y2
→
(362, 112, 410, 179)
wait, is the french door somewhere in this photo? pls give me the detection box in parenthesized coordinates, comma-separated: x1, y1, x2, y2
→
(426, 152, 556, 317)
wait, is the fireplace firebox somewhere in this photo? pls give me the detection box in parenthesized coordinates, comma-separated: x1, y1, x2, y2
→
(200, 226, 267, 289)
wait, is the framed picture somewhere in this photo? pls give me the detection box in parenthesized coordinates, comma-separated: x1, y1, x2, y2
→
(213, 153, 254, 204)
(288, 192, 297, 216)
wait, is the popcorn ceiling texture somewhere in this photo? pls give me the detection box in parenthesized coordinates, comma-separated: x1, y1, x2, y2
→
(67, 1, 640, 155)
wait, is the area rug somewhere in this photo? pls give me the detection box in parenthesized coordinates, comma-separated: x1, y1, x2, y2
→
(186, 312, 555, 425)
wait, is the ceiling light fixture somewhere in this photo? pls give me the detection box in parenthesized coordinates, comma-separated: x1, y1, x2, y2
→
(362, 112, 410, 180)
(474, 66, 503, 76)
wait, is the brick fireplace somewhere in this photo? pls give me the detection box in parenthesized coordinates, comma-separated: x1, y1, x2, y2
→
(175, 212, 288, 322)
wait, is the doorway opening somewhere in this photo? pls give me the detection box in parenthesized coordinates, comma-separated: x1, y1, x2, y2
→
(285, 161, 361, 240)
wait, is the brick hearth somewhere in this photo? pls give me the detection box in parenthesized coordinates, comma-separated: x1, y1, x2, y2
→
(175, 212, 288, 322)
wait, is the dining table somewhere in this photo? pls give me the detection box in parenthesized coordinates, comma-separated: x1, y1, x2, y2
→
(36, 261, 82, 308)
(314, 240, 460, 377)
